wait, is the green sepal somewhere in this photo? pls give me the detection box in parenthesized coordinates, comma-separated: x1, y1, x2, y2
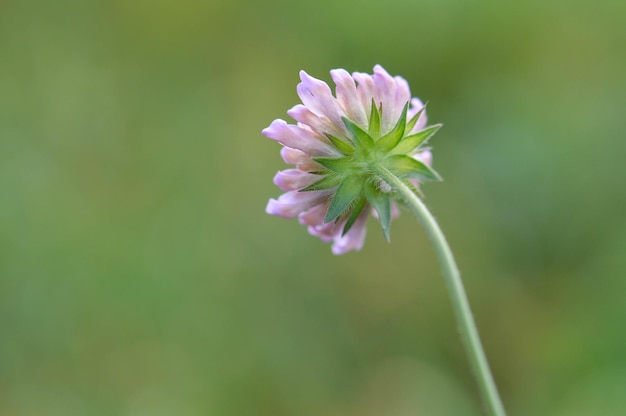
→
(341, 196, 367, 236)
(313, 156, 352, 173)
(383, 155, 442, 181)
(300, 173, 343, 192)
(368, 98, 381, 138)
(405, 106, 426, 134)
(375, 102, 408, 152)
(342, 117, 374, 152)
(392, 124, 442, 155)
(364, 182, 391, 241)
(324, 176, 363, 223)
(326, 134, 354, 156)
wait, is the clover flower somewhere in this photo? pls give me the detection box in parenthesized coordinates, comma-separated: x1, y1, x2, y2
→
(264, 65, 441, 254)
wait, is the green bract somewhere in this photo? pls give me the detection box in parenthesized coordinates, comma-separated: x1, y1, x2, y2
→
(303, 101, 442, 239)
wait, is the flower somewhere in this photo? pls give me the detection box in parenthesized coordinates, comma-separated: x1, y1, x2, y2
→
(264, 65, 441, 254)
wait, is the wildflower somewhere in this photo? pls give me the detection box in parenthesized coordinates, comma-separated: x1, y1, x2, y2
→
(264, 65, 441, 254)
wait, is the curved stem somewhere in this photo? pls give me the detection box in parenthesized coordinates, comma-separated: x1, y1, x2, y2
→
(377, 167, 507, 416)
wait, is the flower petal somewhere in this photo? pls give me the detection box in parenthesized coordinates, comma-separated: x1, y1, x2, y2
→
(299, 204, 342, 243)
(308, 221, 342, 243)
(287, 104, 343, 137)
(279, 147, 319, 171)
(330, 69, 368, 128)
(413, 149, 432, 166)
(331, 209, 369, 254)
(298, 203, 327, 226)
(352, 71, 376, 117)
(394, 75, 411, 118)
(266, 190, 331, 219)
(408, 98, 428, 133)
(273, 169, 320, 191)
(263, 119, 340, 157)
(297, 71, 347, 135)
(372, 65, 398, 134)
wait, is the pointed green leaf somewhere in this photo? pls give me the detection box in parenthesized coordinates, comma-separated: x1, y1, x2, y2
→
(326, 134, 354, 156)
(368, 98, 381, 138)
(364, 183, 391, 241)
(324, 176, 363, 223)
(392, 124, 442, 155)
(342, 117, 374, 152)
(300, 174, 343, 192)
(383, 155, 442, 181)
(313, 156, 352, 173)
(405, 106, 425, 133)
(375, 102, 409, 152)
(341, 196, 367, 236)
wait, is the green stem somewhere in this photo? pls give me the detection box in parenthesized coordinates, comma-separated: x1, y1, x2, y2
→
(377, 167, 507, 416)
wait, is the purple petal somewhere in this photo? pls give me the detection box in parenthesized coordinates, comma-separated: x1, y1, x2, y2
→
(273, 169, 320, 191)
(298, 203, 326, 226)
(298, 204, 342, 243)
(266, 190, 331, 219)
(408, 98, 428, 133)
(287, 104, 343, 137)
(331, 210, 369, 255)
(413, 149, 432, 166)
(372, 65, 398, 134)
(263, 119, 339, 157)
(352, 71, 376, 117)
(394, 75, 411, 118)
(297, 71, 347, 135)
(280, 146, 306, 164)
(279, 147, 320, 171)
(330, 69, 368, 128)
(308, 221, 342, 243)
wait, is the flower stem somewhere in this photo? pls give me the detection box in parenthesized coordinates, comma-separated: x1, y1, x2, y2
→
(377, 167, 507, 416)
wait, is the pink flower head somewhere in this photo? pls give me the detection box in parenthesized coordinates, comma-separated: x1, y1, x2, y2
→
(264, 65, 442, 254)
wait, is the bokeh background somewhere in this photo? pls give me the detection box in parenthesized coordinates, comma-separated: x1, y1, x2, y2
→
(1, 0, 625, 414)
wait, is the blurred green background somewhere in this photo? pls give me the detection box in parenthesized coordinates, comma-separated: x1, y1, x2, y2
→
(1, 0, 625, 415)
